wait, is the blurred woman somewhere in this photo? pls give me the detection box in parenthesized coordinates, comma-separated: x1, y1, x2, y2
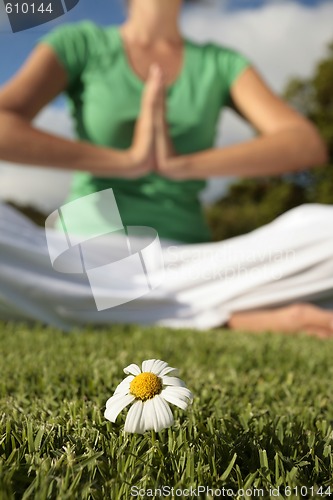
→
(0, 0, 332, 336)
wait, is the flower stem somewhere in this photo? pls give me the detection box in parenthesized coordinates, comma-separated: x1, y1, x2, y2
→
(151, 430, 156, 445)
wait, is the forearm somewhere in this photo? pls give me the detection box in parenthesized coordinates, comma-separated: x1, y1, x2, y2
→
(0, 111, 130, 175)
(184, 124, 328, 179)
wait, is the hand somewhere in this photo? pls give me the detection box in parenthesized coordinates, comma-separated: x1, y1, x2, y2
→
(153, 66, 189, 179)
(126, 65, 161, 177)
(127, 64, 189, 179)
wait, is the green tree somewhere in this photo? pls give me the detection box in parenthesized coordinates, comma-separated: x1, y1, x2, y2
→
(206, 41, 333, 241)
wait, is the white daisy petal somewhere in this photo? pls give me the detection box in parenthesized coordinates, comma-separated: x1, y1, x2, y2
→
(152, 395, 174, 431)
(105, 393, 124, 409)
(162, 376, 186, 388)
(151, 360, 169, 375)
(159, 366, 179, 377)
(124, 363, 141, 376)
(104, 393, 135, 422)
(163, 386, 194, 402)
(161, 389, 191, 411)
(142, 359, 156, 373)
(141, 398, 155, 431)
(124, 400, 145, 434)
(162, 389, 191, 405)
(114, 375, 134, 395)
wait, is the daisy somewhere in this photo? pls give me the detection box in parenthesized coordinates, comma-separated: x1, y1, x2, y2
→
(104, 359, 193, 433)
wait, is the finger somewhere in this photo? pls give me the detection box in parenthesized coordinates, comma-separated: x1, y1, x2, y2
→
(155, 67, 166, 112)
(153, 70, 171, 160)
(136, 65, 163, 153)
(141, 64, 163, 113)
(154, 70, 166, 132)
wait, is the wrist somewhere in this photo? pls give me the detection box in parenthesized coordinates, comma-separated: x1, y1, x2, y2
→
(126, 146, 144, 171)
(158, 153, 192, 179)
(77, 144, 137, 177)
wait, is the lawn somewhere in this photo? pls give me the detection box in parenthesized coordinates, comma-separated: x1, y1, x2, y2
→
(0, 322, 332, 499)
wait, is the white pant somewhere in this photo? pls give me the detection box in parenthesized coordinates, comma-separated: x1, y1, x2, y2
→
(0, 202, 332, 330)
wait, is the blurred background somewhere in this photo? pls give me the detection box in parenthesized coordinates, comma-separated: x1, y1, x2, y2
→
(0, 0, 332, 240)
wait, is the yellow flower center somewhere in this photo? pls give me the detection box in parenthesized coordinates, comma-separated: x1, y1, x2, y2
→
(130, 372, 163, 401)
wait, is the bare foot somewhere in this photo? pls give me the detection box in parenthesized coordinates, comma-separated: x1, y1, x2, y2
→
(228, 303, 333, 339)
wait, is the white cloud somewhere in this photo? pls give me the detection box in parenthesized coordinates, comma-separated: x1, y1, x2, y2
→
(182, 0, 333, 91)
(1, 1, 333, 209)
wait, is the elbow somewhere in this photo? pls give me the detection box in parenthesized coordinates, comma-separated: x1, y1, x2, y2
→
(311, 132, 329, 165)
(301, 123, 328, 167)
(317, 140, 329, 165)
(0, 111, 26, 159)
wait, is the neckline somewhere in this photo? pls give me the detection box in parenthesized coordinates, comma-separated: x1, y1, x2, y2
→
(114, 27, 189, 93)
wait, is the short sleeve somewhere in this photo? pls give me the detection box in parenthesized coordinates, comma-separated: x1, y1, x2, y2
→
(216, 46, 251, 107)
(38, 21, 94, 88)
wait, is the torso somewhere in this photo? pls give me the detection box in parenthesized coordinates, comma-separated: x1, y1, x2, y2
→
(45, 22, 249, 243)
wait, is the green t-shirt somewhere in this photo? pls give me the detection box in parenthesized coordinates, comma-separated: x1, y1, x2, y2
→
(40, 21, 250, 243)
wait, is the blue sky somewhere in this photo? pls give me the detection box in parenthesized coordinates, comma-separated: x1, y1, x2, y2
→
(0, 0, 123, 84)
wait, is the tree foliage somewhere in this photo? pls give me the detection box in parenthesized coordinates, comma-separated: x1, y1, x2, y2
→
(206, 41, 333, 241)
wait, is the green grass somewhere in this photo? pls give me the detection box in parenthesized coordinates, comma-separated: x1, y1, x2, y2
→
(0, 322, 333, 499)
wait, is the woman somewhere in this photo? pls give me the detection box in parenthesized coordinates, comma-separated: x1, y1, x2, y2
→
(0, 0, 332, 337)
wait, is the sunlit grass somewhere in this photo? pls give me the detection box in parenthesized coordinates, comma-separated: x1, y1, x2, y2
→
(0, 322, 332, 499)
